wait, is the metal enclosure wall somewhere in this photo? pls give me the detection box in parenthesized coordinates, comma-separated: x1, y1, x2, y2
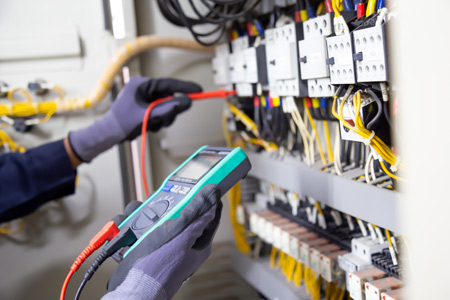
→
(397, 0, 450, 299)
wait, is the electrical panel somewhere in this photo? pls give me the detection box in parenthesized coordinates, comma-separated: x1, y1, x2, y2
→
(188, 2, 403, 300)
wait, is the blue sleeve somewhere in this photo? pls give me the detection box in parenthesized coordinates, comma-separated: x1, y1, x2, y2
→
(0, 139, 77, 223)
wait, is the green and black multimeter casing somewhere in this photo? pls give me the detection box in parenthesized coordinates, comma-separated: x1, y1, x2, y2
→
(116, 146, 251, 259)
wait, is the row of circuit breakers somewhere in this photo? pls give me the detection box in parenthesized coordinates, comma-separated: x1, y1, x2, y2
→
(212, 12, 387, 97)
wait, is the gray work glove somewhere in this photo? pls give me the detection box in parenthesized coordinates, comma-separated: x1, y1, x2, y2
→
(69, 77, 202, 162)
(102, 185, 222, 300)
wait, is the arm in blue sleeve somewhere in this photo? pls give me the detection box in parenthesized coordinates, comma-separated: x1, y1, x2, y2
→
(0, 139, 77, 223)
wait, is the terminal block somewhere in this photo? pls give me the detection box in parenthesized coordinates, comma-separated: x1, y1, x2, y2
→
(381, 287, 404, 300)
(365, 277, 403, 300)
(349, 267, 386, 300)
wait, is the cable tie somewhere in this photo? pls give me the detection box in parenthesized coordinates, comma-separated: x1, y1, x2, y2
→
(363, 131, 375, 146)
(390, 155, 401, 172)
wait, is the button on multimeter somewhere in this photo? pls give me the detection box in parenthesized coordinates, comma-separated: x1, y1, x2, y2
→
(131, 200, 170, 230)
(178, 187, 191, 195)
(170, 185, 181, 193)
(162, 184, 173, 192)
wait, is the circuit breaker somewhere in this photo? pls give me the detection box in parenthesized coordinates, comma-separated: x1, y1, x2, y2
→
(212, 43, 231, 87)
(326, 33, 357, 84)
(265, 22, 307, 97)
(353, 24, 388, 82)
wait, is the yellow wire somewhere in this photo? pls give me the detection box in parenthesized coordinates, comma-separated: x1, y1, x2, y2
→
(312, 273, 322, 300)
(332, 92, 403, 170)
(303, 98, 327, 165)
(226, 103, 259, 138)
(286, 256, 296, 281)
(325, 281, 331, 300)
(336, 287, 346, 300)
(366, 0, 377, 16)
(277, 251, 286, 269)
(300, 10, 309, 21)
(38, 109, 56, 124)
(52, 85, 66, 100)
(248, 137, 278, 152)
(270, 247, 278, 268)
(0, 130, 26, 153)
(333, 0, 342, 17)
(385, 229, 393, 248)
(228, 182, 251, 254)
(7, 88, 32, 103)
(323, 120, 334, 163)
(305, 267, 312, 294)
(315, 202, 324, 215)
(226, 103, 278, 152)
(293, 261, 303, 286)
(316, 2, 325, 15)
(380, 160, 404, 181)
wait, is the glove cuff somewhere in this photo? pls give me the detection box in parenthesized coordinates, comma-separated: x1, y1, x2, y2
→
(102, 269, 166, 300)
(69, 112, 127, 162)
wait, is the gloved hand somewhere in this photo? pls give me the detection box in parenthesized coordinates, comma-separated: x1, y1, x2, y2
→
(69, 77, 202, 162)
(102, 185, 222, 300)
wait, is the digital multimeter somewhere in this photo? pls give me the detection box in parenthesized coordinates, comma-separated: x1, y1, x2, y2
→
(116, 146, 251, 259)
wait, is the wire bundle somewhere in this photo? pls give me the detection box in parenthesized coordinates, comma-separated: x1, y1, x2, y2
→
(157, 0, 261, 46)
(332, 88, 403, 180)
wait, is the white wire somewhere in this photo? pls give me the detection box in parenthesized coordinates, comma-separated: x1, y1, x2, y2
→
(290, 99, 314, 165)
(365, 151, 374, 183)
(370, 154, 377, 181)
(333, 123, 343, 175)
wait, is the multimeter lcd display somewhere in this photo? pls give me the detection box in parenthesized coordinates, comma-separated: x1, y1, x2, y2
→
(174, 155, 223, 181)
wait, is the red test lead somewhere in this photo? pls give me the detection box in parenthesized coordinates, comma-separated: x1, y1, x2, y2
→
(60, 221, 120, 300)
(188, 89, 236, 100)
